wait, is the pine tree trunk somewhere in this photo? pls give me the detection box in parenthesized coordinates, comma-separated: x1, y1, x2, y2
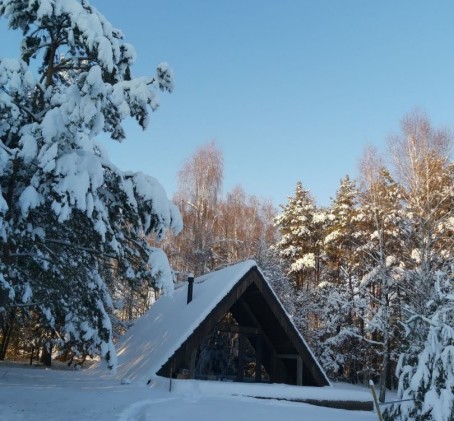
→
(40, 342, 52, 367)
(0, 309, 16, 360)
(379, 348, 388, 403)
(379, 290, 390, 403)
(29, 346, 35, 365)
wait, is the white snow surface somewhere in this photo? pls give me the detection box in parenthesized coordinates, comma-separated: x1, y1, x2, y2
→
(95, 260, 258, 383)
(0, 362, 376, 421)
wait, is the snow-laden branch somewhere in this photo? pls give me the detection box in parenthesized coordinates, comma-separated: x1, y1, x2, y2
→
(45, 238, 117, 259)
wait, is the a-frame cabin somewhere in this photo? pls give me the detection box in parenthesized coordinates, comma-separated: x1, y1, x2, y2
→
(113, 260, 330, 387)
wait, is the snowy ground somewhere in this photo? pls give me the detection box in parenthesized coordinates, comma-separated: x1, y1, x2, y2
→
(0, 362, 378, 421)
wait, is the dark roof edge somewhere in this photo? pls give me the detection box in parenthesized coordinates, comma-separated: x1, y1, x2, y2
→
(254, 266, 331, 386)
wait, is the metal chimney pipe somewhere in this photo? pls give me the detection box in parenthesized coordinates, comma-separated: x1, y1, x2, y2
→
(187, 274, 194, 304)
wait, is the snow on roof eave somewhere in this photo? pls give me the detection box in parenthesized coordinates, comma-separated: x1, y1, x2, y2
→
(113, 260, 258, 383)
(256, 266, 332, 387)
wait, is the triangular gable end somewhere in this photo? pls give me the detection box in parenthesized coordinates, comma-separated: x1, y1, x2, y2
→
(157, 264, 330, 387)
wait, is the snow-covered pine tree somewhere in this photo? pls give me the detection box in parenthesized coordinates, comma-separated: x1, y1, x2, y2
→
(274, 181, 321, 289)
(314, 176, 367, 382)
(324, 175, 359, 285)
(357, 157, 406, 401)
(383, 267, 454, 421)
(0, 0, 181, 368)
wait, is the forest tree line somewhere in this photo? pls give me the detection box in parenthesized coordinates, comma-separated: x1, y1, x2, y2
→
(162, 111, 453, 416)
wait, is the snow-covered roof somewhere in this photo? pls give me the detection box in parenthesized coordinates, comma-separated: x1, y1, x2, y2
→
(112, 260, 257, 383)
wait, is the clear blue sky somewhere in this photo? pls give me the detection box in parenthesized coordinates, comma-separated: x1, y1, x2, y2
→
(1, 0, 453, 207)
